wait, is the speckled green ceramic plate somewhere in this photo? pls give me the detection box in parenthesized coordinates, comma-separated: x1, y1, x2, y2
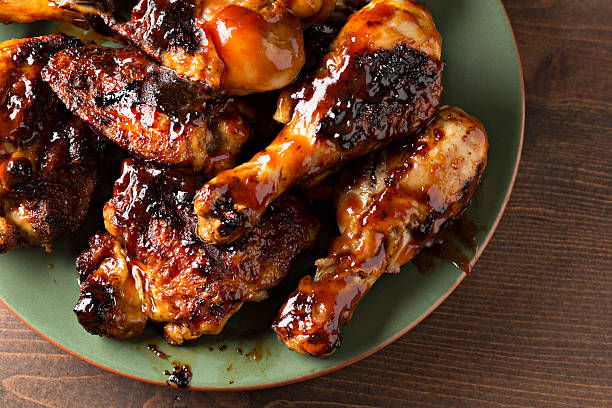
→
(0, 0, 523, 390)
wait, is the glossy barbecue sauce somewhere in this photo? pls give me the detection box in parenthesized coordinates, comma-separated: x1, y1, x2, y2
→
(165, 362, 192, 388)
(412, 216, 481, 274)
(147, 344, 169, 360)
(244, 339, 271, 361)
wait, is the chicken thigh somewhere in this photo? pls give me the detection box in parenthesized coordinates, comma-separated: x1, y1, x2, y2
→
(273, 107, 489, 357)
(75, 159, 319, 344)
(43, 45, 250, 173)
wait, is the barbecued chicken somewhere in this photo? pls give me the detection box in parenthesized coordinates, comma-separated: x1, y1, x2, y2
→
(0, 0, 85, 25)
(75, 159, 319, 343)
(194, 0, 443, 244)
(0, 35, 101, 253)
(43, 45, 250, 173)
(273, 107, 488, 357)
(51, 0, 305, 94)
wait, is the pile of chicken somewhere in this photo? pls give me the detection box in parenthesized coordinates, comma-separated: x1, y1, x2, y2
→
(1, 0, 487, 357)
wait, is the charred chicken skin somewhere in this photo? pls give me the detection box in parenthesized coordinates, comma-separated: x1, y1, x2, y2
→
(273, 107, 489, 357)
(0, 35, 100, 253)
(194, 0, 444, 245)
(51, 0, 305, 93)
(43, 45, 250, 173)
(75, 159, 319, 344)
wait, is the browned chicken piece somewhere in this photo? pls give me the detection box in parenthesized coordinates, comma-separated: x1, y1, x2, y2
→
(51, 0, 305, 94)
(43, 45, 251, 173)
(0, 0, 85, 25)
(0, 35, 101, 253)
(75, 159, 319, 344)
(273, 107, 489, 357)
(194, 0, 443, 245)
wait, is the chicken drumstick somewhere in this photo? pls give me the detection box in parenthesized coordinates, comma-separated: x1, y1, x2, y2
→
(194, 0, 444, 245)
(273, 107, 489, 357)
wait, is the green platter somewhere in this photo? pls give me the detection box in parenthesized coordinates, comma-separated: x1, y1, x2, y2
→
(0, 0, 524, 390)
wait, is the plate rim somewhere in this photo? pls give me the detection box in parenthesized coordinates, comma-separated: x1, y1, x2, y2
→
(0, 0, 525, 391)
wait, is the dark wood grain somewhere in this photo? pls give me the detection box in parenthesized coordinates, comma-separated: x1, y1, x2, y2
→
(0, 0, 611, 406)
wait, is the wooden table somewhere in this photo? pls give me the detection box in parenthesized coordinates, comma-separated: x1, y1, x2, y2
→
(0, 1, 610, 406)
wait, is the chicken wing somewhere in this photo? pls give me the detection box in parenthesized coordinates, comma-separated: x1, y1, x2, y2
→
(51, 0, 305, 93)
(194, 0, 443, 245)
(75, 159, 319, 344)
(43, 45, 251, 173)
(0, 0, 85, 25)
(0, 35, 101, 253)
(272, 107, 488, 357)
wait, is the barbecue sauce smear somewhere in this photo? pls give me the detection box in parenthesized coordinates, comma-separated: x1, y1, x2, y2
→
(413, 216, 481, 274)
(165, 363, 192, 388)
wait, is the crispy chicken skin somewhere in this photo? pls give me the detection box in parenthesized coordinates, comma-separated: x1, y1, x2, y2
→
(52, 0, 305, 93)
(0, 35, 100, 253)
(194, 0, 443, 245)
(273, 107, 488, 357)
(75, 159, 319, 344)
(0, 0, 85, 25)
(43, 45, 250, 173)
